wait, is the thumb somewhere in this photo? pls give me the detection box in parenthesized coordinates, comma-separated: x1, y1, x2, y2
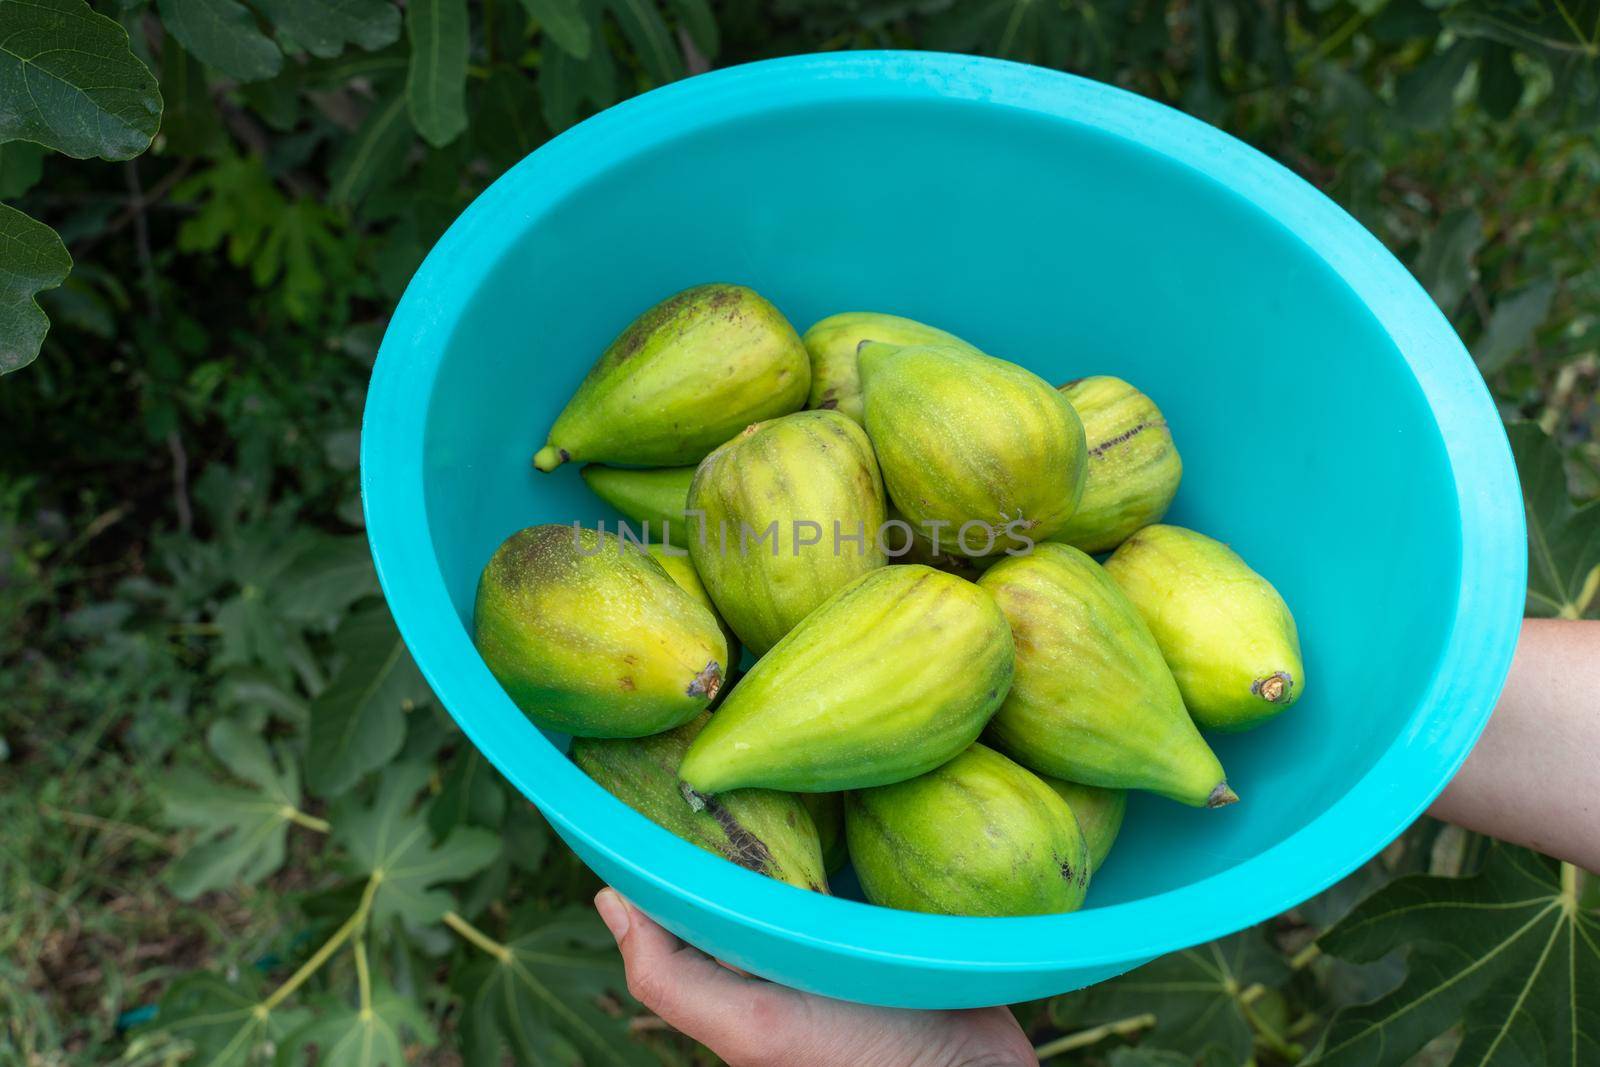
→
(595, 888, 799, 1063)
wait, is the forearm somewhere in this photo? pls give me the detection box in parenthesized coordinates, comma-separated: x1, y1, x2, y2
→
(1428, 618, 1600, 871)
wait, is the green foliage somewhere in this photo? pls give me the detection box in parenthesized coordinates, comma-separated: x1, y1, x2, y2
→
(0, 203, 72, 372)
(279, 980, 439, 1067)
(1051, 931, 1292, 1062)
(0, 0, 162, 159)
(146, 970, 310, 1067)
(5, 0, 1600, 1064)
(1315, 845, 1599, 1066)
(304, 608, 427, 796)
(1511, 421, 1600, 618)
(160, 719, 307, 899)
(406, 0, 471, 146)
(454, 906, 653, 1066)
(331, 762, 501, 927)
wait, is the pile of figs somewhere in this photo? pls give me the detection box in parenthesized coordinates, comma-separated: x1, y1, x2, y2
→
(474, 283, 1304, 917)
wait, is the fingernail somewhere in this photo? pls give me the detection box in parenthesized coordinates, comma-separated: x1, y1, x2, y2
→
(594, 888, 631, 943)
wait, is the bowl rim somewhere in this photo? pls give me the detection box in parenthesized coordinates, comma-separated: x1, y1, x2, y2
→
(361, 50, 1526, 974)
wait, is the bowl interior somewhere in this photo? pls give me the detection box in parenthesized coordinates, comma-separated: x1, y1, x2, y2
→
(416, 89, 1462, 910)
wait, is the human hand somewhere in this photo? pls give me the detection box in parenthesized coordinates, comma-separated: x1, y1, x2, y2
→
(594, 889, 1037, 1067)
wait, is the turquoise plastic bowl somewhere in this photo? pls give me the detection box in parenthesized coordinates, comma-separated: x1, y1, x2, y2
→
(362, 51, 1525, 1009)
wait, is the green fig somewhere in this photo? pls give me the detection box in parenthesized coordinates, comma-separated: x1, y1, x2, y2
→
(533, 284, 809, 471)
(858, 342, 1087, 554)
(647, 543, 741, 680)
(1052, 376, 1183, 553)
(1105, 525, 1304, 732)
(473, 525, 727, 737)
(687, 410, 887, 655)
(881, 504, 991, 581)
(845, 743, 1090, 916)
(802, 312, 979, 423)
(799, 792, 849, 874)
(582, 464, 697, 545)
(677, 565, 1014, 794)
(978, 543, 1236, 808)
(573, 714, 828, 892)
(1041, 778, 1127, 874)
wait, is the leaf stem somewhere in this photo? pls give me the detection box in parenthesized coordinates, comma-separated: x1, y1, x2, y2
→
(1288, 942, 1322, 971)
(443, 909, 512, 962)
(259, 909, 360, 1013)
(283, 807, 331, 834)
(258, 875, 379, 1014)
(1033, 1013, 1156, 1060)
(355, 938, 372, 1017)
(1242, 996, 1300, 1061)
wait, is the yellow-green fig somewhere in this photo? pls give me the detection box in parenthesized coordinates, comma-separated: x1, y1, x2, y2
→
(802, 312, 979, 423)
(1041, 778, 1127, 874)
(1052, 376, 1183, 553)
(534, 284, 809, 471)
(677, 565, 1014, 794)
(978, 543, 1236, 808)
(881, 504, 992, 581)
(573, 714, 828, 892)
(799, 792, 848, 874)
(582, 465, 697, 545)
(845, 743, 1090, 916)
(858, 342, 1087, 554)
(473, 525, 727, 737)
(1105, 524, 1305, 732)
(687, 410, 887, 656)
(647, 543, 740, 681)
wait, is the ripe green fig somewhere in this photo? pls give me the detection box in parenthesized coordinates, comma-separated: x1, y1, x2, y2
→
(533, 284, 809, 471)
(582, 464, 696, 545)
(647, 543, 740, 682)
(881, 504, 992, 581)
(573, 714, 828, 892)
(677, 565, 1014, 794)
(473, 525, 727, 737)
(978, 543, 1236, 808)
(802, 312, 979, 423)
(1105, 524, 1304, 732)
(799, 792, 848, 874)
(1040, 778, 1127, 874)
(858, 342, 1087, 553)
(845, 743, 1090, 917)
(687, 410, 887, 655)
(1052, 376, 1183, 553)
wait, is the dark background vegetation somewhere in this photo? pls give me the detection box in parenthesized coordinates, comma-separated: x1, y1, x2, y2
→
(3, 0, 1598, 1064)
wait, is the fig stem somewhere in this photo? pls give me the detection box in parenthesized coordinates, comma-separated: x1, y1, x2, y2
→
(687, 661, 723, 701)
(1208, 783, 1240, 809)
(1253, 671, 1292, 703)
(533, 445, 567, 472)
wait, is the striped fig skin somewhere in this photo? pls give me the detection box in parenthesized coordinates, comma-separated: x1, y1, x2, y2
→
(978, 543, 1236, 808)
(573, 714, 829, 893)
(534, 284, 809, 471)
(472, 525, 727, 738)
(646, 544, 741, 686)
(1040, 777, 1128, 874)
(801, 312, 980, 423)
(677, 565, 1015, 794)
(858, 343, 1088, 554)
(687, 410, 887, 656)
(845, 743, 1090, 917)
(1105, 524, 1304, 733)
(1052, 376, 1183, 554)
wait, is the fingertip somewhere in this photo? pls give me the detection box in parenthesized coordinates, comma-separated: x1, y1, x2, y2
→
(594, 887, 630, 944)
